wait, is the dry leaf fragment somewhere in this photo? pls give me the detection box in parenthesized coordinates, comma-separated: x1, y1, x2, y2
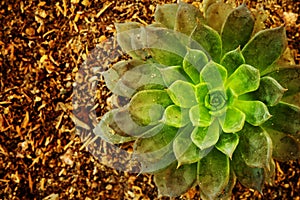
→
(43, 193, 59, 200)
(21, 111, 30, 129)
(38, 1, 47, 7)
(25, 27, 35, 36)
(283, 11, 297, 26)
(96, 2, 113, 18)
(69, 113, 90, 130)
(60, 149, 74, 166)
(81, 0, 90, 7)
(28, 173, 33, 193)
(71, 0, 80, 4)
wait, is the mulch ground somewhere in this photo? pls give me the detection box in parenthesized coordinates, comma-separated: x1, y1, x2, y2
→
(0, 0, 299, 199)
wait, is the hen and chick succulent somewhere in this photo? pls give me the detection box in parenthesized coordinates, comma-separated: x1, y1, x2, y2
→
(94, 1, 300, 199)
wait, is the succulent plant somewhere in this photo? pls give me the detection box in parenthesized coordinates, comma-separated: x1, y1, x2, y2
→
(94, 1, 300, 199)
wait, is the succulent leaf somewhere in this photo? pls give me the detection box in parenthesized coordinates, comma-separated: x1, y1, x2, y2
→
(267, 67, 300, 97)
(242, 26, 287, 72)
(129, 90, 173, 125)
(263, 128, 300, 161)
(251, 76, 286, 106)
(232, 151, 264, 193)
(200, 61, 227, 89)
(154, 4, 179, 29)
(191, 23, 222, 62)
(215, 133, 239, 158)
(94, 110, 136, 144)
(154, 162, 197, 197)
(183, 48, 209, 84)
(205, 2, 233, 33)
(219, 107, 245, 133)
(141, 27, 187, 65)
(191, 120, 220, 150)
(173, 124, 201, 166)
(115, 22, 147, 59)
(221, 4, 255, 53)
(195, 83, 210, 104)
(234, 100, 271, 126)
(118, 63, 166, 95)
(237, 124, 272, 170)
(263, 102, 300, 140)
(103, 60, 144, 97)
(174, 2, 204, 35)
(163, 105, 189, 128)
(198, 148, 230, 199)
(168, 80, 197, 108)
(220, 47, 245, 75)
(216, 168, 237, 199)
(134, 125, 177, 173)
(226, 64, 260, 96)
(189, 105, 213, 127)
(158, 65, 189, 86)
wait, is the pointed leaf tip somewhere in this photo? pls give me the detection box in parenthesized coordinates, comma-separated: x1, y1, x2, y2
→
(232, 150, 265, 192)
(191, 23, 222, 62)
(183, 49, 208, 84)
(234, 100, 271, 126)
(242, 26, 287, 72)
(198, 148, 230, 199)
(154, 162, 197, 197)
(175, 2, 204, 35)
(215, 133, 239, 159)
(219, 107, 245, 133)
(255, 76, 287, 106)
(226, 64, 260, 96)
(154, 4, 179, 29)
(220, 47, 245, 75)
(221, 4, 255, 53)
(191, 120, 220, 150)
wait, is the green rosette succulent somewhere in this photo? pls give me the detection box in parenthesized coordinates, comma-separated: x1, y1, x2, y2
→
(94, 1, 300, 199)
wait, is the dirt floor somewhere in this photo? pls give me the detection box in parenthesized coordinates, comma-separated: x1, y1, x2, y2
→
(0, 0, 299, 199)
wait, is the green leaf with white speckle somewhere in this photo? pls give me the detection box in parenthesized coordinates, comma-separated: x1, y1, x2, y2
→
(168, 80, 197, 108)
(232, 150, 265, 193)
(234, 100, 271, 126)
(221, 4, 254, 53)
(129, 90, 173, 125)
(173, 124, 200, 166)
(242, 26, 287, 72)
(219, 107, 245, 133)
(198, 148, 230, 199)
(191, 120, 220, 150)
(220, 47, 245, 76)
(154, 162, 197, 197)
(183, 49, 208, 84)
(226, 64, 260, 96)
(163, 105, 189, 128)
(237, 124, 272, 170)
(216, 133, 239, 159)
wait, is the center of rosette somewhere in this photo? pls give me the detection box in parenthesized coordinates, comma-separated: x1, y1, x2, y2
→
(205, 90, 227, 113)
